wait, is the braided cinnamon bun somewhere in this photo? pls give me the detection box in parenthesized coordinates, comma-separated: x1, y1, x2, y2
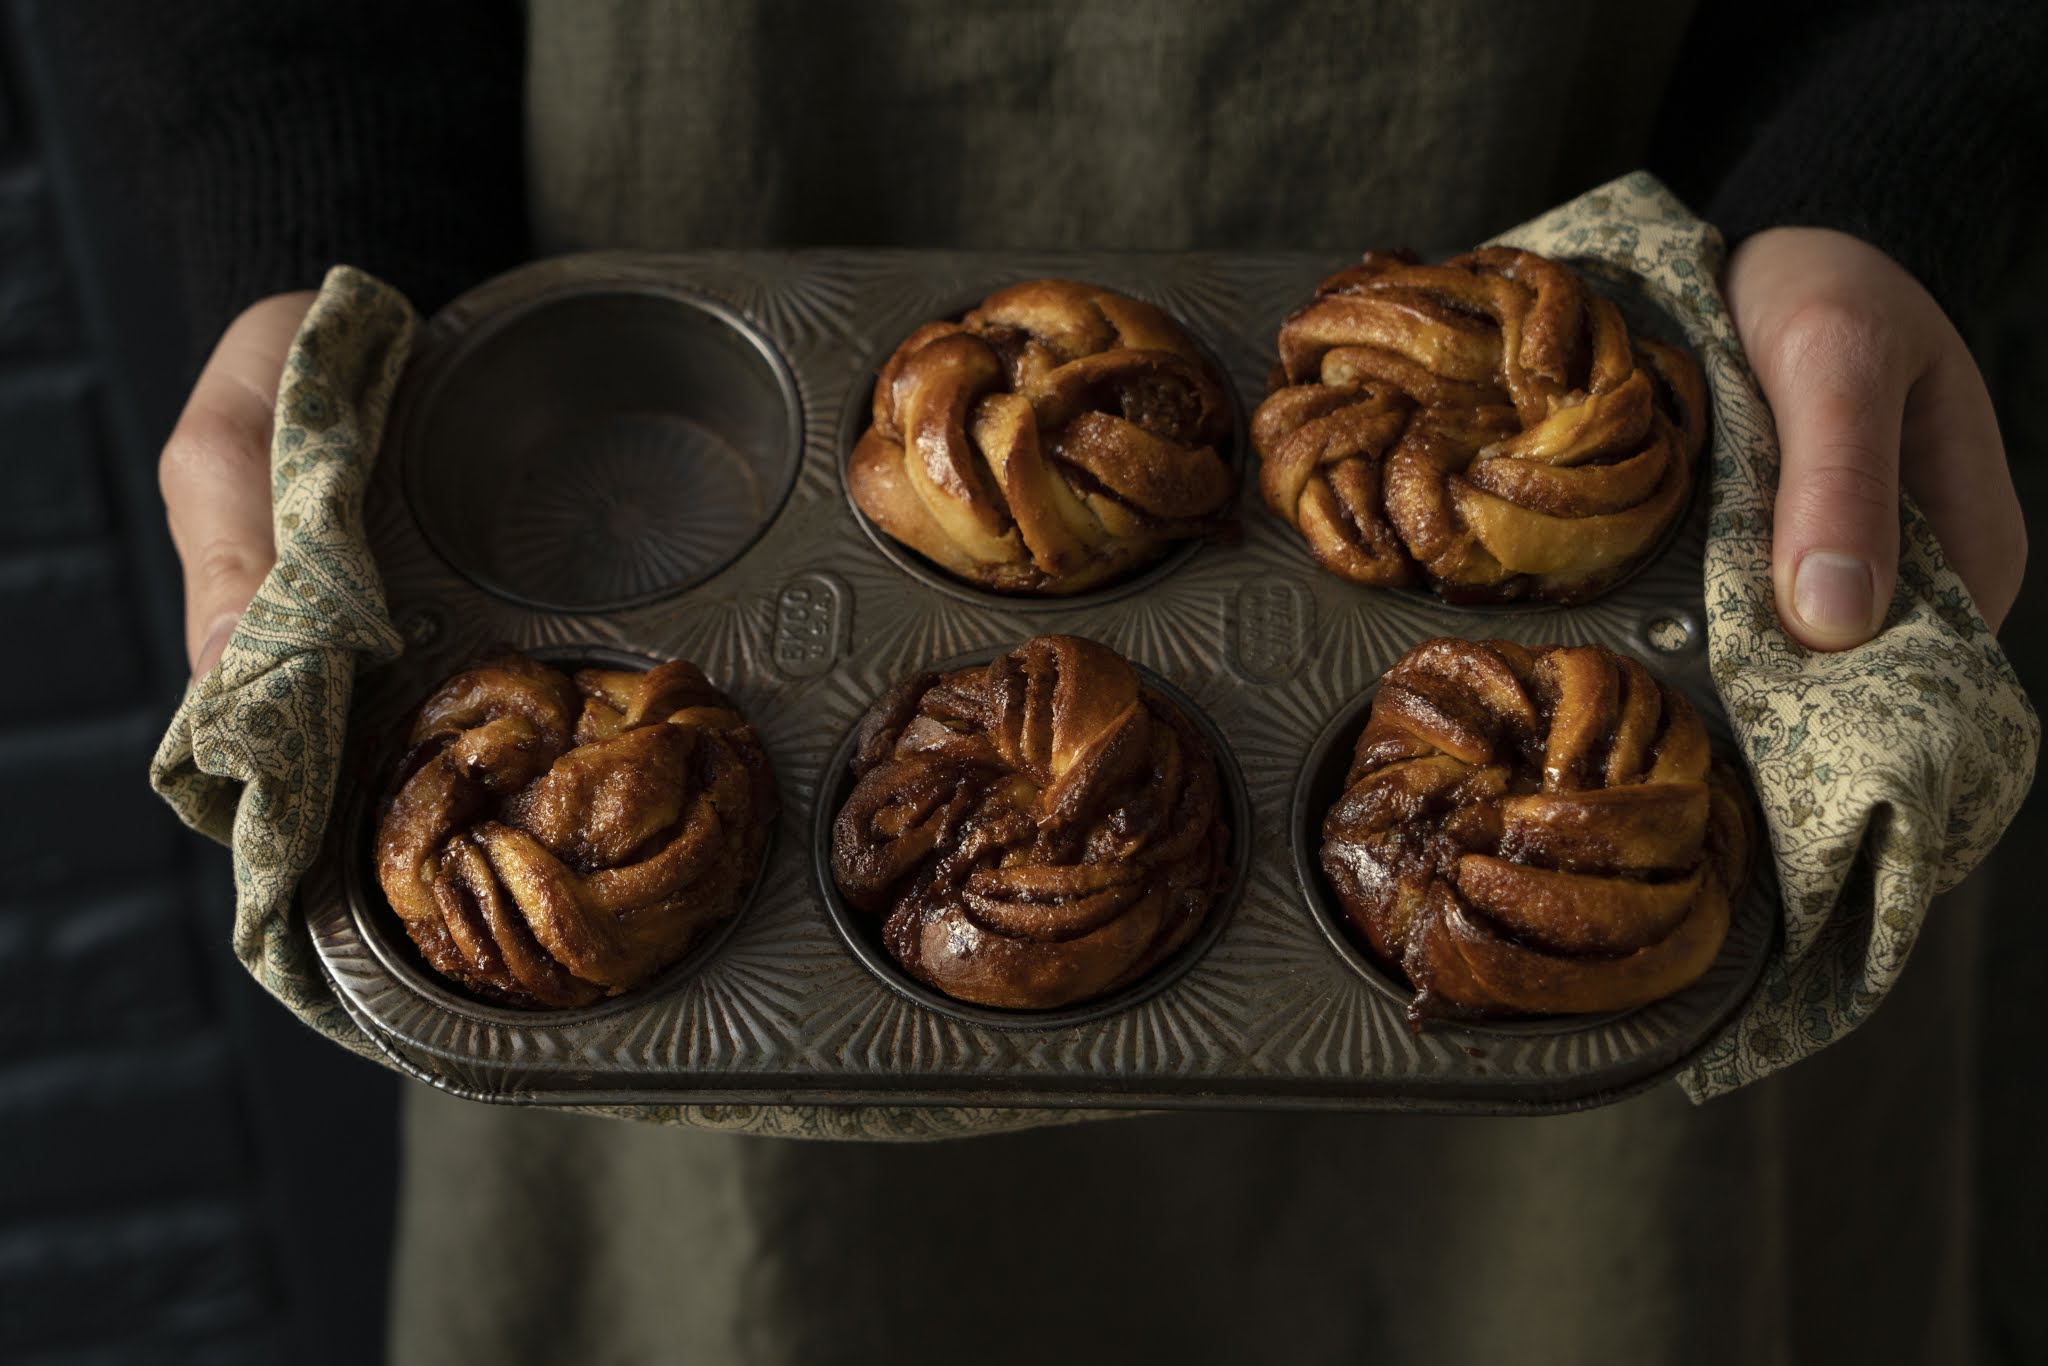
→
(1320, 638, 1749, 1021)
(849, 280, 1235, 594)
(374, 652, 777, 1008)
(831, 636, 1230, 1009)
(1254, 248, 1707, 603)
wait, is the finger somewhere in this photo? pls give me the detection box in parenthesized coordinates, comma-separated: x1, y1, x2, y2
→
(1899, 332, 2025, 632)
(160, 292, 318, 675)
(1752, 298, 1910, 651)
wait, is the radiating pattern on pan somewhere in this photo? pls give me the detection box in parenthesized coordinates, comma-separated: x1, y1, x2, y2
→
(482, 416, 767, 606)
(1165, 254, 1348, 380)
(1028, 963, 1250, 1075)
(697, 250, 876, 347)
(596, 859, 838, 1071)
(753, 668, 882, 814)
(1247, 980, 1432, 1078)
(1228, 668, 1357, 823)
(1082, 583, 1226, 688)
(633, 596, 779, 705)
(797, 983, 1012, 1073)
(1207, 852, 1424, 1077)
(838, 557, 1034, 682)
(1118, 255, 1265, 377)
(1321, 592, 1460, 681)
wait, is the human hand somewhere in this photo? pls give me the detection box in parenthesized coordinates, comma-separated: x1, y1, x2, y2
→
(1724, 227, 2024, 650)
(159, 291, 320, 677)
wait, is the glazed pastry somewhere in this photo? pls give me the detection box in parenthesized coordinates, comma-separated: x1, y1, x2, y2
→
(375, 653, 777, 1008)
(1320, 638, 1748, 1021)
(849, 279, 1235, 594)
(1254, 248, 1707, 603)
(832, 635, 1229, 1009)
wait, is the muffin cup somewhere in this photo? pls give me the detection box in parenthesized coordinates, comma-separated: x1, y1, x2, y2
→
(392, 282, 802, 612)
(1279, 263, 1705, 613)
(1289, 683, 1631, 1038)
(811, 650, 1253, 1032)
(340, 643, 771, 1027)
(835, 285, 1248, 611)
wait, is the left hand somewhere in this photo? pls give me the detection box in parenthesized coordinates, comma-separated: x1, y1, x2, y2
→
(1724, 226, 2024, 649)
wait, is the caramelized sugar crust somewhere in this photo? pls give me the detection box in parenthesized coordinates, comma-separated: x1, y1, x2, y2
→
(832, 635, 1229, 1009)
(850, 279, 1235, 594)
(1254, 248, 1708, 603)
(375, 653, 777, 1008)
(1321, 638, 1749, 1020)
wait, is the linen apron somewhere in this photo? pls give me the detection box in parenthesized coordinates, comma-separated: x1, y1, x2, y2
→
(389, 5, 1982, 1360)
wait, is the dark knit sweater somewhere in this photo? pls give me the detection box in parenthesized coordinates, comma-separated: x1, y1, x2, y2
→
(59, 1, 2048, 357)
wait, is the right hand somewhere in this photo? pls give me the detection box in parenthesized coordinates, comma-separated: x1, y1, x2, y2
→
(1724, 228, 2025, 649)
(159, 291, 319, 678)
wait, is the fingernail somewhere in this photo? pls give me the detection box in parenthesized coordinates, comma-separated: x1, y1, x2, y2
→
(1791, 552, 1876, 642)
(194, 614, 240, 678)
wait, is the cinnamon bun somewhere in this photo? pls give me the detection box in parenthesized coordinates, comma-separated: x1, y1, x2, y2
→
(832, 635, 1229, 1009)
(850, 280, 1235, 594)
(374, 652, 777, 1008)
(1255, 248, 1706, 602)
(1320, 638, 1748, 1020)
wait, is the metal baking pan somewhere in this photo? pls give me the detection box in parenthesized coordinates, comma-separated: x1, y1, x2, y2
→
(299, 248, 1777, 1113)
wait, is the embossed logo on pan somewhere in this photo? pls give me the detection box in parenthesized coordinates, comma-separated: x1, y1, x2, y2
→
(773, 572, 851, 680)
(1231, 579, 1314, 684)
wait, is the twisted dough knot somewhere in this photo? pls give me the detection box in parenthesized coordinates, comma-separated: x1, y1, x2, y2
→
(1253, 247, 1708, 602)
(1321, 638, 1749, 1020)
(375, 653, 777, 1008)
(832, 635, 1229, 1009)
(850, 279, 1236, 594)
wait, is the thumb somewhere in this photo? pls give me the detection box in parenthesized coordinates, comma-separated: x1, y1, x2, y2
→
(1750, 299, 1910, 651)
(159, 291, 319, 676)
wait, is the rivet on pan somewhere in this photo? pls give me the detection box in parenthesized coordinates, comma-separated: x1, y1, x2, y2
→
(1644, 612, 1697, 653)
(398, 607, 443, 647)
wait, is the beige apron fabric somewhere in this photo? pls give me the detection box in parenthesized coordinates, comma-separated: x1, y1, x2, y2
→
(524, 0, 1693, 256)
(389, 870, 1984, 1366)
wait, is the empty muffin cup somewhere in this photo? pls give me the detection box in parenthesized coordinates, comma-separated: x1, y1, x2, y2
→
(395, 286, 802, 611)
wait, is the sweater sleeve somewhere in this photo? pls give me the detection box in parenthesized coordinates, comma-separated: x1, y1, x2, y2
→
(1650, 0, 2048, 331)
(56, 0, 528, 347)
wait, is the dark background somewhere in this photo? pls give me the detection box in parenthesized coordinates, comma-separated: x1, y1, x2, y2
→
(1, 4, 394, 1362)
(1, 0, 2041, 1361)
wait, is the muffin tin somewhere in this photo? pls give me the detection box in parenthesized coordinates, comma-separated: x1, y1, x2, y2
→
(300, 248, 1777, 1113)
